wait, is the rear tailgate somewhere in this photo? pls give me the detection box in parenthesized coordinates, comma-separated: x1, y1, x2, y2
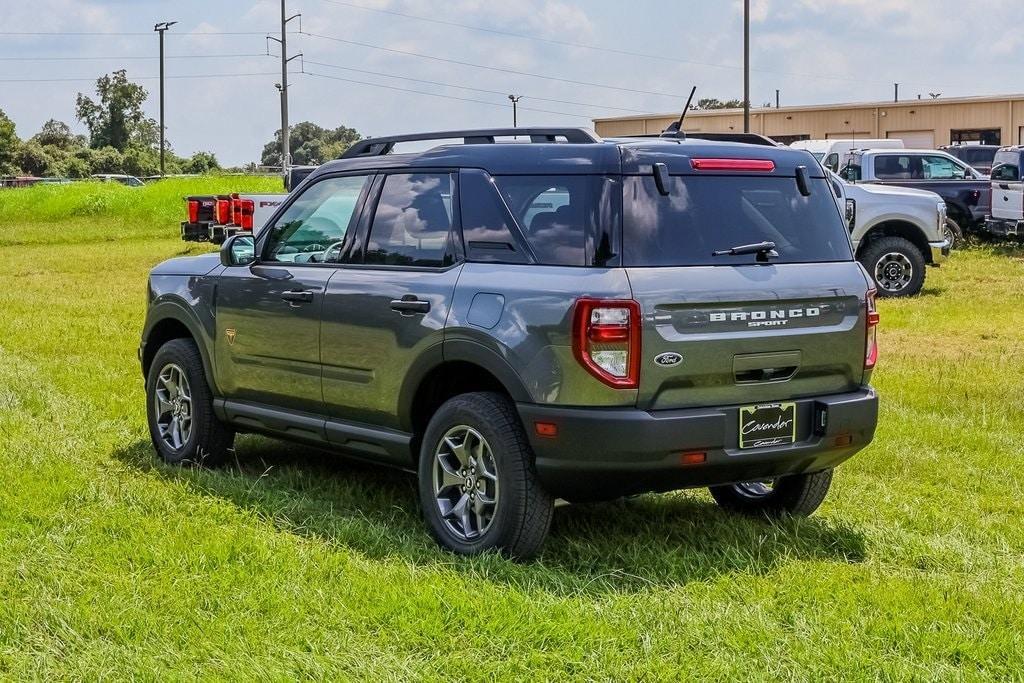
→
(628, 262, 869, 410)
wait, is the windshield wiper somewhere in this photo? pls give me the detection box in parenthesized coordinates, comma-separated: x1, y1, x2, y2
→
(712, 240, 778, 263)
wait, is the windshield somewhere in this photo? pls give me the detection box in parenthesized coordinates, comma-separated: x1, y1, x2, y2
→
(811, 152, 825, 161)
(623, 175, 852, 267)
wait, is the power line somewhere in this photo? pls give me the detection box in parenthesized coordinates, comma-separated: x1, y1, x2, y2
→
(0, 30, 284, 36)
(303, 58, 652, 114)
(0, 53, 268, 61)
(303, 71, 593, 119)
(0, 71, 282, 84)
(300, 31, 689, 99)
(314, 0, 953, 88)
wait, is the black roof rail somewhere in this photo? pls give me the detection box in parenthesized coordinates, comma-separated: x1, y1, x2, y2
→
(622, 131, 781, 147)
(340, 127, 602, 158)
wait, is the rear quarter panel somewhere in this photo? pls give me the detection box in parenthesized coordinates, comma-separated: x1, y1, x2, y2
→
(446, 263, 636, 406)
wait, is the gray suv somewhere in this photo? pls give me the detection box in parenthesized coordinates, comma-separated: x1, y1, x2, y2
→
(140, 128, 879, 558)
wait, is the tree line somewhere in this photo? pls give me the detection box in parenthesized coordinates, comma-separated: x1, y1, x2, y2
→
(0, 70, 220, 178)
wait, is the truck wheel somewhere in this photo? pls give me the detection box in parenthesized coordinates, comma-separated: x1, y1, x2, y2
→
(418, 392, 554, 560)
(943, 218, 962, 250)
(146, 338, 234, 467)
(858, 236, 926, 297)
(708, 469, 833, 518)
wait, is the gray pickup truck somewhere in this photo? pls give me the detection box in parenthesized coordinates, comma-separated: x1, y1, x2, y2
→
(140, 128, 879, 558)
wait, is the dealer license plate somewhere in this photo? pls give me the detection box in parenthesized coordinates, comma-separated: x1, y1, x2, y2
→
(738, 402, 797, 449)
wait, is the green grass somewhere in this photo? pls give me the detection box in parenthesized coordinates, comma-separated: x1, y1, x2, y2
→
(1, 180, 1023, 679)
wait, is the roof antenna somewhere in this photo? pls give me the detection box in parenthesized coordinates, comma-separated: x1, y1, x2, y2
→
(661, 86, 697, 139)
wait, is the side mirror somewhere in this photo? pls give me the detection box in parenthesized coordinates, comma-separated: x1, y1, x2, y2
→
(845, 199, 856, 232)
(220, 233, 255, 267)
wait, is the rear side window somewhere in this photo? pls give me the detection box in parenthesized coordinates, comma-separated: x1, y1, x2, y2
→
(991, 152, 1021, 181)
(459, 169, 529, 264)
(365, 173, 455, 267)
(492, 175, 621, 267)
(623, 175, 852, 267)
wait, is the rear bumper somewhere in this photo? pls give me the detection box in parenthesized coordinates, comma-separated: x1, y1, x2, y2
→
(984, 217, 1023, 237)
(181, 221, 239, 244)
(929, 239, 950, 265)
(518, 388, 878, 501)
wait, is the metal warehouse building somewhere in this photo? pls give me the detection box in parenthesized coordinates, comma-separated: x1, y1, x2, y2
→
(593, 93, 1024, 148)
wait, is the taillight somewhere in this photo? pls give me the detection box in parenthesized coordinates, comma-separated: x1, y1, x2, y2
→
(865, 288, 879, 369)
(572, 298, 641, 389)
(237, 198, 254, 230)
(215, 198, 232, 225)
(690, 158, 775, 172)
(187, 199, 199, 224)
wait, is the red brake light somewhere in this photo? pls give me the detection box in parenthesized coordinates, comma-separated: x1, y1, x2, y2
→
(572, 298, 641, 389)
(690, 158, 775, 172)
(238, 198, 255, 230)
(215, 198, 232, 225)
(187, 199, 199, 224)
(865, 289, 879, 369)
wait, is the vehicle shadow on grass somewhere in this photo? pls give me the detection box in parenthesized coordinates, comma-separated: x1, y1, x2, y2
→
(113, 436, 867, 596)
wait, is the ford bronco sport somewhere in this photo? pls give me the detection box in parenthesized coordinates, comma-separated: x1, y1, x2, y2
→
(140, 128, 879, 559)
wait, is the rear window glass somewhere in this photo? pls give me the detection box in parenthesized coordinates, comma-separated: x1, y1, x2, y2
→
(623, 175, 852, 267)
(492, 175, 620, 267)
(991, 152, 1020, 181)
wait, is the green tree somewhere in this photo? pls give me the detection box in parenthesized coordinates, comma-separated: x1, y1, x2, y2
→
(183, 151, 220, 174)
(15, 140, 56, 176)
(87, 146, 124, 174)
(75, 70, 157, 151)
(31, 119, 84, 150)
(0, 108, 20, 175)
(695, 98, 745, 110)
(261, 122, 361, 166)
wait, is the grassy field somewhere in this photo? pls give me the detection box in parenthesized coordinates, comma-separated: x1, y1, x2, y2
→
(1, 178, 1023, 679)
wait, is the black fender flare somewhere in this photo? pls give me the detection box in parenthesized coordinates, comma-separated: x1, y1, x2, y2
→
(142, 301, 218, 395)
(396, 338, 533, 432)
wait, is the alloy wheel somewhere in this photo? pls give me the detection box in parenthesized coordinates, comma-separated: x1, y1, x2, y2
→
(874, 251, 914, 293)
(432, 425, 500, 541)
(154, 363, 193, 451)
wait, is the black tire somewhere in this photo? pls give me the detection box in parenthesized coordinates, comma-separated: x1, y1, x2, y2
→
(145, 338, 234, 467)
(417, 392, 554, 560)
(709, 469, 834, 518)
(858, 236, 926, 298)
(943, 217, 963, 250)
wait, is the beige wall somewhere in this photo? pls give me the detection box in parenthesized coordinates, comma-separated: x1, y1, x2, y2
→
(596, 96, 1024, 147)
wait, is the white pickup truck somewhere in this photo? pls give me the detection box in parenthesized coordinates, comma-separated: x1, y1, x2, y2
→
(828, 170, 950, 297)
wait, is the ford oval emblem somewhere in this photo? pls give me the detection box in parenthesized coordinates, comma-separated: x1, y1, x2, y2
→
(654, 352, 683, 367)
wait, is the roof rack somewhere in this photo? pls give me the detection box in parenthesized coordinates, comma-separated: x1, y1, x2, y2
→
(340, 127, 602, 158)
(623, 131, 780, 147)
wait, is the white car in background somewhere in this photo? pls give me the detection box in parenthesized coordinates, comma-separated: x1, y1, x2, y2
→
(827, 170, 950, 297)
(792, 138, 904, 172)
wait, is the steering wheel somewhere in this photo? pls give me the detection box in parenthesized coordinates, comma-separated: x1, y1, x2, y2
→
(302, 243, 326, 253)
(307, 240, 346, 263)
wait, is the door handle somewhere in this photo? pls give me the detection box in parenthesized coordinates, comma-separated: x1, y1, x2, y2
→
(390, 296, 431, 314)
(281, 290, 314, 304)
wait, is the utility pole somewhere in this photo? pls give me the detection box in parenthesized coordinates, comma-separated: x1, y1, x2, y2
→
(894, 83, 899, 102)
(267, 1, 301, 177)
(743, 0, 750, 132)
(508, 95, 522, 127)
(153, 21, 176, 177)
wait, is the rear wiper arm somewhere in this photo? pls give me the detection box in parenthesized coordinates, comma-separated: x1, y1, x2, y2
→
(711, 240, 778, 262)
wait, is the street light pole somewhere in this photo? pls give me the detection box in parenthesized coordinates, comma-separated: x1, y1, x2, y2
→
(743, 0, 750, 132)
(153, 21, 177, 177)
(268, 1, 301, 178)
(508, 94, 522, 127)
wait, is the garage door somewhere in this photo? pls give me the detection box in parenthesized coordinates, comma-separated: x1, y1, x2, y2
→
(887, 130, 935, 148)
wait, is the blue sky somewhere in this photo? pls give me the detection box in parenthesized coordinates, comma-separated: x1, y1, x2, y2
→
(1, 0, 1021, 165)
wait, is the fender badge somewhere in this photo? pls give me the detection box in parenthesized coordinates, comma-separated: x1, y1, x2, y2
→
(226, 328, 236, 345)
(654, 352, 682, 367)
